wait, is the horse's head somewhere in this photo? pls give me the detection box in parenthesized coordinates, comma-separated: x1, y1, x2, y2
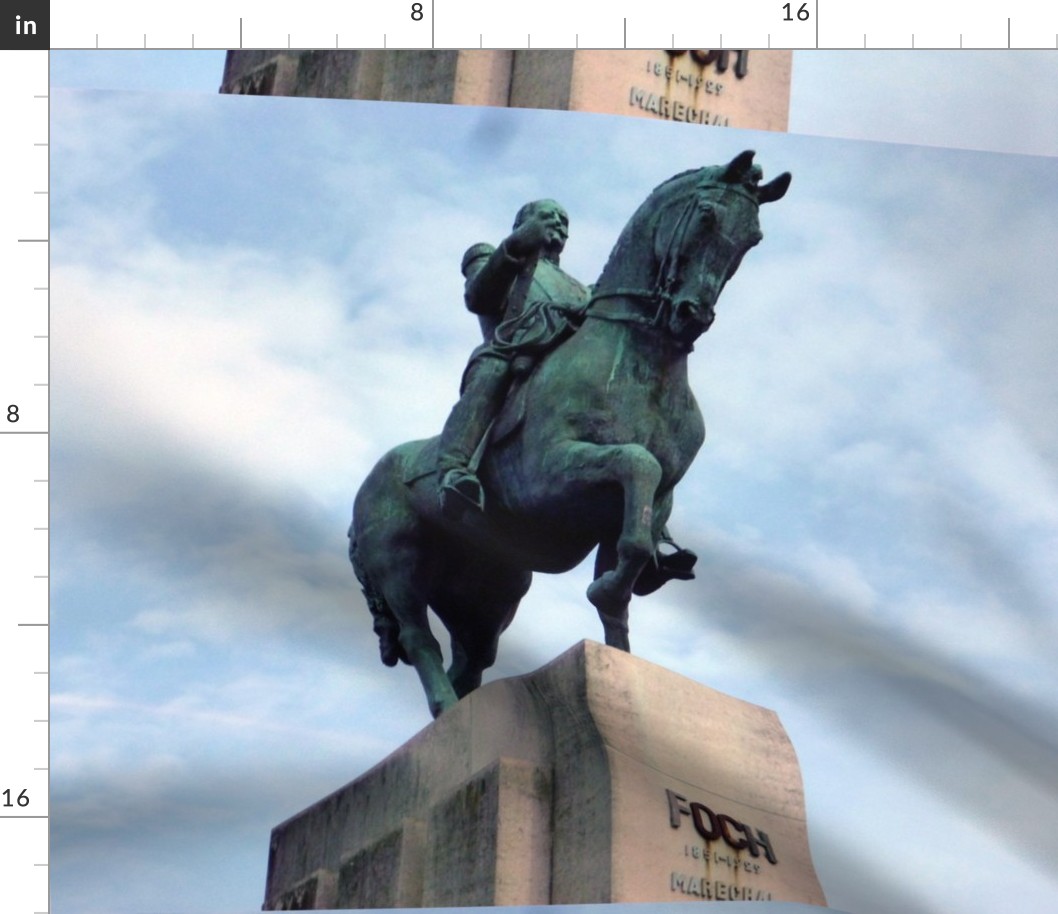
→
(593, 151, 790, 349)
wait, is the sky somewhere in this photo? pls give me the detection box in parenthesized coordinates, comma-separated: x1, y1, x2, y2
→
(48, 49, 1058, 158)
(48, 53, 1058, 914)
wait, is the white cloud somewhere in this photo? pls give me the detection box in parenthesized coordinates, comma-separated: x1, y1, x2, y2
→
(49, 89, 1058, 914)
(790, 52, 1058, 158)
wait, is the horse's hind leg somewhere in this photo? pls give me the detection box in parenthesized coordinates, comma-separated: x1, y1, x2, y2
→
(438, 569, 528, 699)
(354, 445, 462, 718)
(383, 581, 457, 718)
(361, 541, 459, 718)
(446, 630, 497, 699)
(551, 441, 662, 651)
(446, 606, 512, 698)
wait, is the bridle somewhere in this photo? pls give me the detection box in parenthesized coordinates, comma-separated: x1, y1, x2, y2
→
(585, 181, 760, 351)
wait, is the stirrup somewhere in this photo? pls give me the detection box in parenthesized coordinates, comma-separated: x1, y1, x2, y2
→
(439, 467, 485, 515)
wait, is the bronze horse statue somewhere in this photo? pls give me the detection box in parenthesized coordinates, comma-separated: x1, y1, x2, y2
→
(350, 151, 790, 718)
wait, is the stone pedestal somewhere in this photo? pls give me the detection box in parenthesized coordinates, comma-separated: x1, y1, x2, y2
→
(263, 640, 827, 909)
(221, 50, 792, 133)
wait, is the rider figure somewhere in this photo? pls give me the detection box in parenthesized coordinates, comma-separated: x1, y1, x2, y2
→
(438, 198, 586, 513)
(437, 199, 698, 594)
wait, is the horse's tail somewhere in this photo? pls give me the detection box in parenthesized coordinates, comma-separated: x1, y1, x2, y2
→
(348, 528, 408, 668)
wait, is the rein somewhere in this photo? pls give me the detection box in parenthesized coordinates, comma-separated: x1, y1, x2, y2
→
(583, 191, 702, 342)
(583, 291, 694, 352)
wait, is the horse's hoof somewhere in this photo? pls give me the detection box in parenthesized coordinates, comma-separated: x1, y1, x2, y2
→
(632, 546, 697, 596)
(429, 694, 459, 719)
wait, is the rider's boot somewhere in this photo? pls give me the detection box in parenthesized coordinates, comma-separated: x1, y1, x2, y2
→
(437, 356, 509, 515)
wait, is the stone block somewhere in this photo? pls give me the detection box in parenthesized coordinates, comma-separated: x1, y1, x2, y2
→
(220, 50, 792, 133)
(263, 640, 826, 908)
(423, 757, 551, 906)
(267, 868, 336, 910)
(337, 818, 425, 908)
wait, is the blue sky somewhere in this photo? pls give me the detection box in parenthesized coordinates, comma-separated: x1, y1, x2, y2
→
(49, 53, 1058, 914)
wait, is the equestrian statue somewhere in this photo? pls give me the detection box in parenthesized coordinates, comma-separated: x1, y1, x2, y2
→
(350, 150, 790, 718)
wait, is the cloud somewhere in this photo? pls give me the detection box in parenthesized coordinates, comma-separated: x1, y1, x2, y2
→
(49, 89, 1058, 914)
(790, 52, 1058, 157)
(652, 530, 1058, 844)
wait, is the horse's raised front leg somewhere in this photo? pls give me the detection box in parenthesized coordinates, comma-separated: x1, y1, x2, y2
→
(556, 441, 663, 652)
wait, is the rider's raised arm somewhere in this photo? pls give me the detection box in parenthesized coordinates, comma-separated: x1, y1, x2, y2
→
(463, 239, 527, 317)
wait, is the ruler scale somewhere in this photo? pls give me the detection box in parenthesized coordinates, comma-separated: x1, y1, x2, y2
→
(1, 15, 50, 914)
(41, 1, 1058, 49)
(3, 2, 1056, 913)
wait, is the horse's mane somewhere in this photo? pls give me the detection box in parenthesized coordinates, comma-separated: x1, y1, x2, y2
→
(593, 167, 710, 292)
(651, 166, 706, 192)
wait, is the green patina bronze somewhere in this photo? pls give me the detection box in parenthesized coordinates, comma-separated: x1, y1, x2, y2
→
(350, 150, 791, 718)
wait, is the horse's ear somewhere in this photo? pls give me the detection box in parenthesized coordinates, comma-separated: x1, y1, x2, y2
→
(721, 150, 756, 183)
(758, 172, 792, 204)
